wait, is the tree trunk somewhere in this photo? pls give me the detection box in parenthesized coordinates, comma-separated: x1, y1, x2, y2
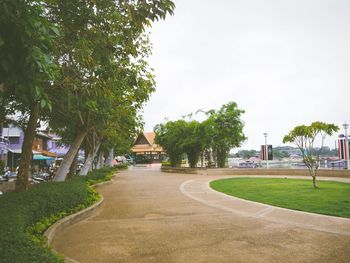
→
(200, 152, 204, 168)
(54, 130, 87, 181)
(105, 148, 114, 166)
(79, 141, 101, 176)
(213, 149, 217, 168)
(205, 150, 212, 168)
(217, 148, 227, 168)
(96, 150, 104, 169)
(15, 103, 40, 191)
(67, 152, 78, 179)
(309, 167, 318, 188)
(312, 176, 318, 188)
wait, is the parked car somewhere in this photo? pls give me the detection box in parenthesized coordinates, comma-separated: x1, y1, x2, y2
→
(124, 155, 135, 165)
(115, 156, 127, 163)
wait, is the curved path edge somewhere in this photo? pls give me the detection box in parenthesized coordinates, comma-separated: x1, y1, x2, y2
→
(180, 176, 350, 236)
(44, 179, 114, 262)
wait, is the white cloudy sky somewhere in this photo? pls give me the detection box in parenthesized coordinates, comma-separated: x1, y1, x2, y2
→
(143, 0, 350, 151)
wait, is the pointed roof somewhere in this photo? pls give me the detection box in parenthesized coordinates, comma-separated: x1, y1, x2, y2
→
(131, 132, 163, 153)
(143, 132, 156, 145)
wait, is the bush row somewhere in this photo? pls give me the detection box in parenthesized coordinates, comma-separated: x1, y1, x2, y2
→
(85, 166, 118, 186)
(0, 167, 117, 262)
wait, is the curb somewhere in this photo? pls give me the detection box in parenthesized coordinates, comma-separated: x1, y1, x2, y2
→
(44, 176, 115, 262)
(44, 196, 105, 246)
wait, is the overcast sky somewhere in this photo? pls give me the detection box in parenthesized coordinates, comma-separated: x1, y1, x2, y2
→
(143, 0, 350, 151)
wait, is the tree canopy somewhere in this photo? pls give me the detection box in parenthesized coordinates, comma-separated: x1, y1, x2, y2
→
(204, 102, 246, 167)
(283, 121, 339, 188)
(155, 102, 246, 168)
(0, 0, 59, 191)
(0, 0, 175, 188)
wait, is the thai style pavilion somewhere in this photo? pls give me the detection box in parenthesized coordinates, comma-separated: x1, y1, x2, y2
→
(131, 132, 164, 163)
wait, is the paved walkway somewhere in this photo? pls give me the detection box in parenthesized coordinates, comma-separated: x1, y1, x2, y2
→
(51, 167, 350, 262)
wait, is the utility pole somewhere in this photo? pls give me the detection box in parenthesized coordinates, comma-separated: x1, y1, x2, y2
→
(264, 132, 268, 169)
(343, 122, 349, 169)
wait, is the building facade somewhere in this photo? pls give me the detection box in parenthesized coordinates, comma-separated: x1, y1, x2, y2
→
(0, 124, 57, 171)
(131, 132, 165, 164)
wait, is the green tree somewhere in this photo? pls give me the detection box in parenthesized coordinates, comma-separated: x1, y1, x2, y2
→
(47, 0, 175, 181)
(155, 102, 246, 168)
(79, 102, 142, 175)
(154, 120, 186, 167)
(204, 102, 246, 168)
(283, 122, 339, 188)
(0, 0, 58, 191)
(181, 121, 205, 168)
(155, 120, 204, 168)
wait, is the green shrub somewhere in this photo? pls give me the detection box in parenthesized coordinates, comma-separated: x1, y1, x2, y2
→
(161, 161, 171, 167)
(114, 163, 128, 170)
(85, 166, 117, 186)
(0, 167, 115, 262)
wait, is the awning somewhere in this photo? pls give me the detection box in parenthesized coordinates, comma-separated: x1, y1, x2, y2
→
(7, 149, 40, 154)
(36, 149, 57, 158)
(33, 154, 54, 161)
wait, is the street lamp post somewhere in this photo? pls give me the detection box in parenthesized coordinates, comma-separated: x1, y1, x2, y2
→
(343, 123, 349, 170)
(263, 132, 268, 169)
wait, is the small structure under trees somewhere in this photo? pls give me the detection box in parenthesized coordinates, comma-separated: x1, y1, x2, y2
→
(131, 132, 164, 164)
(283, 122, 339, 188)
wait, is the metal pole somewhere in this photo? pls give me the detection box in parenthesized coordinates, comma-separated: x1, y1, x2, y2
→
(343, 123, 349, 169)
(264, 132, 268, 169)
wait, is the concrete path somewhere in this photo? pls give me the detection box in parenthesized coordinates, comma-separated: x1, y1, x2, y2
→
(51, 167, 350, 262)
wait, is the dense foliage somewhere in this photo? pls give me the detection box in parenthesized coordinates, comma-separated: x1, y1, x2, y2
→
(154, 120, 203, 167)
(0, 0, 175, 189)
(85, 166, 119, 186)
(0, 167, 116, 262)
(204, 102, 246, 167)
(0, 0, 59, 191)
(155, 102, 246, 168)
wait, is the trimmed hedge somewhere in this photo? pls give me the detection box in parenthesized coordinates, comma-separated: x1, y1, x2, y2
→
(114, 163, 129, 170)
(85, 166, 120, 185)
(0, 167, 117, 262)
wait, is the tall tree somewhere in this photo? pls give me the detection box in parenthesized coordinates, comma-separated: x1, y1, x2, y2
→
(155, 120, 204, 168)
(155, 102, 246, 168)
(154, 120, 186, 167)
(204, 102, 246, 168)
(48, 0, 175, 181)
(45, 0, 174, 181)
(181, 121, 205, 168)
(0, 0, 58, 191)
(283, 122, 339, 188)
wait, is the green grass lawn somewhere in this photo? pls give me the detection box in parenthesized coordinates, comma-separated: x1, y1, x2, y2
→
(210, 178, 350, 218)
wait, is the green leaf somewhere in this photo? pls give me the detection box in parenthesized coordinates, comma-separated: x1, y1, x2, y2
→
(40, 99, 46, 109)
